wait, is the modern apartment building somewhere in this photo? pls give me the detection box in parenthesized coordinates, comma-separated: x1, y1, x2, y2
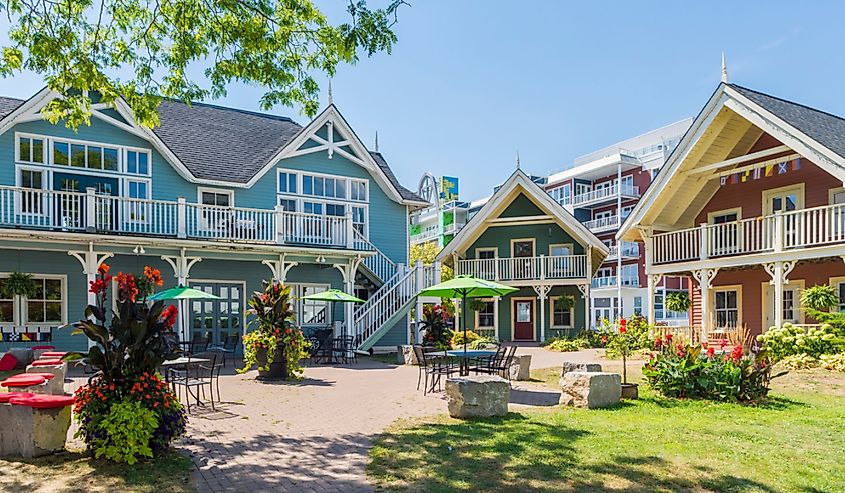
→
(544, 118, 693, 327)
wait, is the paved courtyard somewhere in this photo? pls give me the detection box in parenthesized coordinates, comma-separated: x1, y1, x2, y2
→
(169, 348, 607, 492)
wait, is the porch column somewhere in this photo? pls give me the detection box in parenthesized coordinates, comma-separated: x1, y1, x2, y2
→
(765, 261, 795, 330)
(162, 248, 203, 342)
(68, 242, 114, 309)
(693, 268, 717, 341)
(493, 296, 500, 341)
(577, 283, 590, 331)
(532, 284, 551, 342)
(414, 260, 425, 344)
(647, 274, 662, 326)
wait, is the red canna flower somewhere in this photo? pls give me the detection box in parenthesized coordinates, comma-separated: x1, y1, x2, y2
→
(654, 337, 663, 348)
(161, 305, 178, 329)
(97, 263, 110, 275)
(665, 333, 673, 342)
(144, 266, 164, 287)
(707, 347, 715, 358)
(619, 326, 627, 333)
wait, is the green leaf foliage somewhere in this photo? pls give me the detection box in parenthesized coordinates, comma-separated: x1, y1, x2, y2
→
(92, 399, 158, 464)
(0, 0, 406, 128)
(800, 284, 840, 311)
(664, 291, 692, 313)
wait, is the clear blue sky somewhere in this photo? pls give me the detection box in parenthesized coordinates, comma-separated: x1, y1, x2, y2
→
(1, 1, 844, 200)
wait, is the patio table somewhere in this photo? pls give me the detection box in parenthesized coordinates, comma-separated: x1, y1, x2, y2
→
(428, 349, 497, 376)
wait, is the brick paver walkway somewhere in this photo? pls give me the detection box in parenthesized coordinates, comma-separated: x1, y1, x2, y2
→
(179, 349, 597, 493)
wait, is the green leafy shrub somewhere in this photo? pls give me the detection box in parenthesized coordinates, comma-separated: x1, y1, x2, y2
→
(545, 337, 591, 352)
(779, 353, 819, 370)
(600, 315, 653, 357)
(451, 329, 481, 348)
(757, 323, 845, 361)
(820, 353, 845, 372)
(468, 337, 496, 349)
(643, 337, 781, 402)
(91, 399, 158, 464)
(800, 284, 839, 311)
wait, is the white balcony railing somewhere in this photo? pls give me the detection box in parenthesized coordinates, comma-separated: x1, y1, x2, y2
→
(606, 242, 639, 261)
(0, 185, 357, 248)
(410, 228, 439, 244)
(456, 255, 587, 282)
(583, 215, 620, 232)
(653, 203, 845, 265)
(572, 185, 640, 207)
(592, 276, 640, 288)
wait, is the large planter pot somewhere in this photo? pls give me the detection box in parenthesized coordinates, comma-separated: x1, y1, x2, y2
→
(621, 383, 639, 400)
(256, 343, 288, 380)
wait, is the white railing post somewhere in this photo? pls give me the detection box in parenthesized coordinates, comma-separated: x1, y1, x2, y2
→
(434, 261, 442, 284)
(274, 205, 285, 244)
(414, 260, 424, 292)
(345, 211, 355, 249)
(539, 254, 546, 280)
(699, 223, 709, 260)
(774, 210, 784, 252)
(177, 198, 187, 239)
(85, 187, 96, 232)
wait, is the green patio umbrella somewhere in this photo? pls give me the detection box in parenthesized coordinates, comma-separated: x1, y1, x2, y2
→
(148, 285, 221, 342)
(301, 289, 365, 336)
(417, 275, 518, 355)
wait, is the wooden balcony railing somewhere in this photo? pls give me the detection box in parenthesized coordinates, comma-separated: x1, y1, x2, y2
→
(456, 255, 587, 282)
(653, 203, 845, 265)
(0, 185, 357, 249)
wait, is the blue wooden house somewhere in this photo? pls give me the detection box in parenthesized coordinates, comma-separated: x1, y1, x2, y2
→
(0, 87, 431, 352)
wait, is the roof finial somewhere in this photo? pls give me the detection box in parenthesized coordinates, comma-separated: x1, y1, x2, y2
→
(328, 79, 333, 105)
(721, 52, 728, 83)
(374, 131, 379, 152)
(516, 150, 521, 170)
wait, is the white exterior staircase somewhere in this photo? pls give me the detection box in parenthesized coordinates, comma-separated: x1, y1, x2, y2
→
(351, 260, 440, 352)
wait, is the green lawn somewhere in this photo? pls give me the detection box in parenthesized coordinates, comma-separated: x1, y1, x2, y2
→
(368, 365, 845, 492)
(0, 451, 194, 493)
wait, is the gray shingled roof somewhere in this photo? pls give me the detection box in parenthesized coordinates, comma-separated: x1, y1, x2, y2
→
(369, 151, 425, 202)
(0, 93, 421, 202)
(152, 99, 303, 184)
(0, 96, 24, 118)
(730, 84, 845, 160)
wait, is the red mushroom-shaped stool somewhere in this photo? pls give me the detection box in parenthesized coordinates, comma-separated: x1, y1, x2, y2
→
(39, 352, 68, 359)
(26, 358, 68, 384)
(0, 374, 49, 394)
(22, 370, 64, 395)
(0, 394, 74, 457)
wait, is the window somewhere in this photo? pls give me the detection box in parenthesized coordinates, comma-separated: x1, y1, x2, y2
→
(838, 282, 845, 313)
(53, 140, 121, 171)
(200, 189, 232, 207)
(349, 180, 367, 201)
(19, 169, 44, 214)
(714, 289, 739, 329)
(633, 296, 643, 316)
(126, 180, 150, 222)
(17, 136, 44, 164)
(126, 150, 150, 175)
(0, 278, 13, 323)
(351, 206, 366, 234)
(620, 264, 638, 285)
(476, 248, 497, 260)
(575, 183, 592, 197)
(620, 175, 634, 194)
(278, 172, 297, 194)
(26, 278, 63, 323)
(278, 198, 297, 212)
(551, 296, 573, 327)
(475, 300, 495, 328)
(711, 211, 738, 224)
(620, 205, 634, 218)
(287, 284, 331, 325)
(549, 184, 571, 205)
(127, 181, 148, 199)
(550, 244, 573, 256)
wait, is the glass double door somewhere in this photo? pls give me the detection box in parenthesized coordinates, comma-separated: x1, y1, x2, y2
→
(189, 282, 243, 345)
(52, 172, 119, 229)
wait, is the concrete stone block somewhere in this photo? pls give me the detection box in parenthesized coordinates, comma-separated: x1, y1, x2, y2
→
(25, 367, 64, 395)
(0, 403, 71, 458)
(446, 375, 509, 418)
(559, 371, 621, 409)
(7, 348, 33, 369)
(508, 354, 532, 381)
(559, 362, 602, 388)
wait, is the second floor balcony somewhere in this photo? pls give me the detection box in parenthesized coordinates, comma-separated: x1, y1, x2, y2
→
(592, 275, 640, 288)
(606, 242, 640, 261)
(652, 202, 845, 268)
(583, 215, 620, 233)
(456, 255, 588, 283)
(572, 184, 640, 208)
(0, 185, 360, 249)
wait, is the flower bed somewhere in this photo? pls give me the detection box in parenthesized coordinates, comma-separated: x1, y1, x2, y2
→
(643, 335, 779, 403)
(66, 263, 187, 463)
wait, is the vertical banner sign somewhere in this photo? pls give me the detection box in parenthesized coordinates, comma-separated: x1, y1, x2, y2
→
(440, 176, 460, 202)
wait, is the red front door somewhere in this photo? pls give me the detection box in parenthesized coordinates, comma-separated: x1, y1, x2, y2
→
(513, 299, 534, 341)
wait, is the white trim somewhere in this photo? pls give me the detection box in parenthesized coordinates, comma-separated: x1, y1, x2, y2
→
(0, 272, 68, 327)
(707, 207, 742, 224)
(549, 243, 574, 256)
(197, 186, 235, 206)
(712, 284, 742, 330)
(473, 298, 496, 330)
(475, 247, 498, 259)
(762, 183, 805, 214)
(510, 238, 536, 258)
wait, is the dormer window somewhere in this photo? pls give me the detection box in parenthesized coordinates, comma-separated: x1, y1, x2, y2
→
(17, 136, 45, 164)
